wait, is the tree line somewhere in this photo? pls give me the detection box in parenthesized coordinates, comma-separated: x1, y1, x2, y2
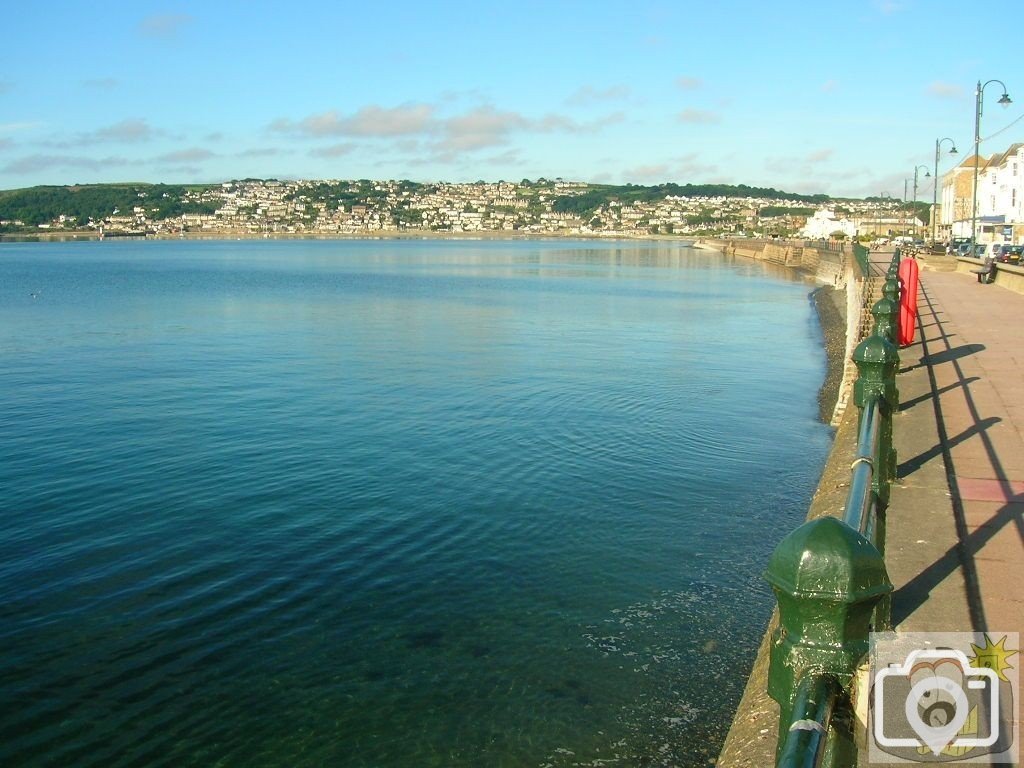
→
(0, 183, 220, 229)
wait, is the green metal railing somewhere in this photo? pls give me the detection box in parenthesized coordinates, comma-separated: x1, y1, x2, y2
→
(764, 250, 903, 767)
(852, 243, 870, 278)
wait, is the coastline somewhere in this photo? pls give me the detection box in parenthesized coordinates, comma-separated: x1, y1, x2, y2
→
(811, 284, 847, 423)
(0, 229, 697, 244)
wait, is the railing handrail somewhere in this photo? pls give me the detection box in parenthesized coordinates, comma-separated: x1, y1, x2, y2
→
(844, 395, 881, 538)
(775, 673, 841, 768)
(766, 249, 902, 767)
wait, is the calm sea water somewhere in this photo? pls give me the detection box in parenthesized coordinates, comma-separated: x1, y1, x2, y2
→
(0, 238, 833, 767)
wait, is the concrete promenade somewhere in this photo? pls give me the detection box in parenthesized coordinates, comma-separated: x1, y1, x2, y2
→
(889, 250, 1023, 638)
(717, 248, 1022, 767)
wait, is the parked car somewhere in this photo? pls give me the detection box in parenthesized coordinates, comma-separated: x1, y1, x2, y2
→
(977, 242, 1016, 261)
(947, 237, 973, 255)
(995, 244, 1023, 264)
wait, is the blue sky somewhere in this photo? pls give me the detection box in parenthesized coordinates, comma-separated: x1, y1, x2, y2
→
(2, 0, 1022, 198)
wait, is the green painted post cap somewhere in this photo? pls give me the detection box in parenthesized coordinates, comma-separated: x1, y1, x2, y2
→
(853, 334, 899, 367)
(765, 517, 892, 602)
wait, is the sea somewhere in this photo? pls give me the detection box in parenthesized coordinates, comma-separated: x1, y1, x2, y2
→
(0, 238, 834, 767)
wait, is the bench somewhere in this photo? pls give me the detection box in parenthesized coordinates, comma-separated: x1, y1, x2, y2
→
(971, 257, 996, 283)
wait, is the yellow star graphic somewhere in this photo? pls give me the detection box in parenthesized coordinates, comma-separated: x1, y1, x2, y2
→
(969, 634, 1018, 683)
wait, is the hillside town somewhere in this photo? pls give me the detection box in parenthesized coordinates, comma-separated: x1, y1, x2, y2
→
(3, 178, 896, 239)
(3, 141, 1022, 243)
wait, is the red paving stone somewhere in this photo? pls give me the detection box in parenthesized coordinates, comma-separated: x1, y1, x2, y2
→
(957, 477, 1024, 502)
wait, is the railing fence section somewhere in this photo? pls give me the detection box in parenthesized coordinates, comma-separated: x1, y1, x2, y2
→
(765, 250, 904, 768)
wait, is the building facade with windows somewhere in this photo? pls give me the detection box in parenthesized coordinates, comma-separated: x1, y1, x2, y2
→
(940, 143, 1024, 244)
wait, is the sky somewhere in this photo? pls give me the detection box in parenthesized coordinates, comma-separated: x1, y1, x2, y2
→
(2, 0, 1022, 199)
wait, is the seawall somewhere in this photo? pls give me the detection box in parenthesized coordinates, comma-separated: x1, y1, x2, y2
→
(697, 238, 870, 766)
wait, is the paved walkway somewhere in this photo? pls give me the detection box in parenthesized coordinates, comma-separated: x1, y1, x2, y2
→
(888, 253, 1023, 637)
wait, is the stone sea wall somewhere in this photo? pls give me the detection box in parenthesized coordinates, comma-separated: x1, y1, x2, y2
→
(698, 238, 870, 766)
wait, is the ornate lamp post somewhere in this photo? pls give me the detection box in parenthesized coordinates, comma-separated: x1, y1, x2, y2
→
(970, 79, 1012, 247)
(912, 165, 930, 239)
(932, 138, 957, 243)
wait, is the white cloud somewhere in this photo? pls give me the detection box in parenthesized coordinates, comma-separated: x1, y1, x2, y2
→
(271, 104, 436, 138)
(622, 163, 670, 182)
(3, 154, 132, 174)
(310, 143, 357, 158)
(565, 85, 631, 106)
(238, 147, 286, 157)
(674, 153, 719, 178)
(156, 148, 216, 163)
(677, 108, 720, 125)
(438, 106, 527, 151)
(675, 76, 703, 91)
(271, 103, 624, 165)
(92, 119, 156, 143)
(927, 81, 965, 100)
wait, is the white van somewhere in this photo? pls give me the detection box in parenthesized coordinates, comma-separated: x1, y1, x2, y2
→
(979, 242, 1007, 260)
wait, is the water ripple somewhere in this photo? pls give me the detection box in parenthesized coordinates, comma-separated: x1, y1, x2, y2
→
(0, 239, 832, 767)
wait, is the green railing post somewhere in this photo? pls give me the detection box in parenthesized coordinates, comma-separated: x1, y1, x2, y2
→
(852, 333, 899, 509)
(852, 331, 899, 635)
(881, 275, 900, 308)
(888, 250, 901, 278)
(871, 297, 898, 345)
(765, 517, 893, 767)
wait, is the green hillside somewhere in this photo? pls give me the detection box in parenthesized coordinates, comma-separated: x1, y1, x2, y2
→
(0, 183, 219, 228)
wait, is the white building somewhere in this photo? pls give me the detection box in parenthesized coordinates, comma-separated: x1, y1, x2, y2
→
(940, 143, 1024, 243)
(980, 143, 1024, 243)
(799, 208, 858, 239)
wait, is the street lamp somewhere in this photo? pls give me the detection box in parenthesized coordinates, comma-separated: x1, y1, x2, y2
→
(970, 79, 1012, 247)
(932, 138, 957, 243)
(912, 165, 930, 239)
(877, 192, 891, 239)
(903, 179, 911, 236)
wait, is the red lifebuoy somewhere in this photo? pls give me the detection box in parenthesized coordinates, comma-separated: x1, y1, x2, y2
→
(897, 258, 919, 346)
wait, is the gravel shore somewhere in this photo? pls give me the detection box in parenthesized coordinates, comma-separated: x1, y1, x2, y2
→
(811, 284, 847, 423)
